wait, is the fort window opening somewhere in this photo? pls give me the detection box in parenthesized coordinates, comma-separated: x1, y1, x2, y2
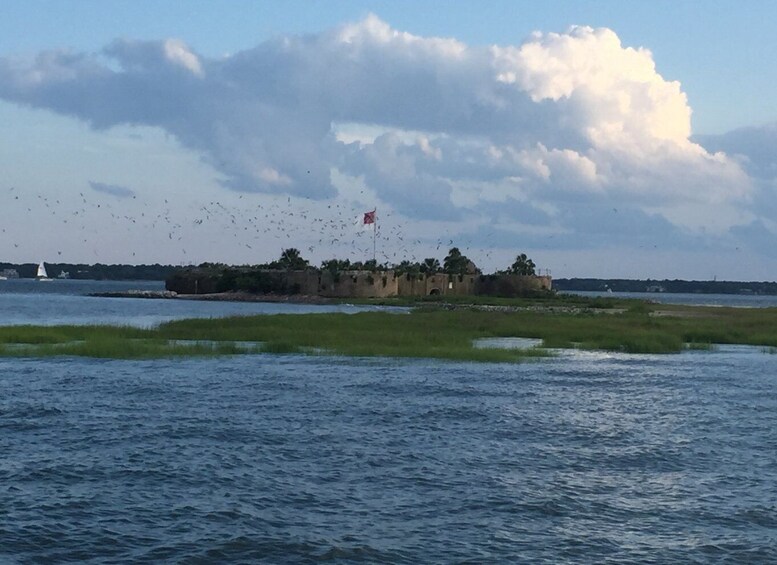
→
(448, 281, 453, 289)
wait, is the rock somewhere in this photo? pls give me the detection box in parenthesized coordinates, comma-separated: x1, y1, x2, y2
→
(89, 290, 178, 299)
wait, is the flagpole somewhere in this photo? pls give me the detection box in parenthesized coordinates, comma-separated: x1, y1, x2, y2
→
(372, 208, 377, 264)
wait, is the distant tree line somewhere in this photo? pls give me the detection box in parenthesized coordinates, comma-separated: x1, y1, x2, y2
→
(222, 247, 538, 277)
(0, 262, 178, 281)
(1, 248, 541, 284)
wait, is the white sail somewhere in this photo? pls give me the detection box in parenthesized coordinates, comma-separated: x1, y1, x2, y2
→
(37, 262, 48, 278)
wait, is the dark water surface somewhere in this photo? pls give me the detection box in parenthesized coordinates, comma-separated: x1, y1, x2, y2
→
(2, 347, 776, 563)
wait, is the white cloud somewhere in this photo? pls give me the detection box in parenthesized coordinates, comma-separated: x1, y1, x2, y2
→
(695, 122, 777, 180)
(162, 39, 204, 76)
(103, 38, 203, 77)
(492, 26, 691, 144)
(0, 14, 767, 256)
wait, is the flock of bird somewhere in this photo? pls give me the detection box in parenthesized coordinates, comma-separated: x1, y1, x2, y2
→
(3, 185, 498, 268)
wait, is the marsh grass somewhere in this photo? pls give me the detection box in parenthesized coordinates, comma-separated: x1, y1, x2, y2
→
(153, 306, 777, 357)
(0, 324, 150, 344)
(2, 303, 777, 361)
(0, 334, 249, 359)
(349, 292, 634, 311)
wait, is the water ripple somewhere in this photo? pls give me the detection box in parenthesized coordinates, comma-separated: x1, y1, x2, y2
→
(1, 351, 776, 563)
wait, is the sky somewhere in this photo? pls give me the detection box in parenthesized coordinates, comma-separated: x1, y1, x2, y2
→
(1, 1, 776, 279)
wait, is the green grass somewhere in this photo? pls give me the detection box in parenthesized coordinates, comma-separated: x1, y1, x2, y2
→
(2, 302, 777, 361)
(0, 337, 248, 359)
(348, 291, 635, 310)
(0, 324, 151, 344)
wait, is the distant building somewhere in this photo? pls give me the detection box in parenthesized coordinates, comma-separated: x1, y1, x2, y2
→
(0, 268, 19, 279)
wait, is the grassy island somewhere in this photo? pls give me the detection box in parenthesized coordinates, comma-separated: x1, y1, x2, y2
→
(1, 295, 776, 361)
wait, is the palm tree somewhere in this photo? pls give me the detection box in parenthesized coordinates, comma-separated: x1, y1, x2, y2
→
(420, 257, 441, 273)
(321, 258, 351, 273)
(394, 260, 421, 275)
(510, 253, 536, 276)
(443, 247, 474, 275)
(277, 248, 309, 270)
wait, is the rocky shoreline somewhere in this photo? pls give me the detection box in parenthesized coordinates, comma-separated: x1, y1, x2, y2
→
(90, 290, 179, 299)
(176, 291, 335, 304)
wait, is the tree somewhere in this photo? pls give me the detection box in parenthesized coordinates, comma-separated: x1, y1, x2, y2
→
(443, 247, 477, 275)
(509, 253, 536, 276)
(321, 258, 351, 273)
(275, 248, 309, 270)
(419, 257, 441, 274)
(394, 260, 421, 276)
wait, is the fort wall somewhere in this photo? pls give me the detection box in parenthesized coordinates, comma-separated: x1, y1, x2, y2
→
(475, 274, 552, 296)
(166, 268, 551, 298)
(285, 270, 321, 295)
(394, 272, 479, 296)
(318, 271, 398, 298)
(322, 271, 550, 298)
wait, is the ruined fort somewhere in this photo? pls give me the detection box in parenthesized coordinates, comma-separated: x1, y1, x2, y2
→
(166, 267, 552, 299)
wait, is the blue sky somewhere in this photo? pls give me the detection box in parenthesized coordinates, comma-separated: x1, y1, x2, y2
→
(3, 0, 774, 133)
(1, 1, 776, 278)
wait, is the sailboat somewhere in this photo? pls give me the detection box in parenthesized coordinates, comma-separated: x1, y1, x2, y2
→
(36, 262, 53, 282)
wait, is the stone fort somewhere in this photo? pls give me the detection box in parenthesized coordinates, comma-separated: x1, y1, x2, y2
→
(167, 268, 552, 298)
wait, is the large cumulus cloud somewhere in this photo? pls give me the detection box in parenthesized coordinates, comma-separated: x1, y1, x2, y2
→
(695, 123, 777, 181)
(0, 15, 756, 233)
(693, 122, 777, 253)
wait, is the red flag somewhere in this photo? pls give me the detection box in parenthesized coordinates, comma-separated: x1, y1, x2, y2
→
(363, 210, 376, 225)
